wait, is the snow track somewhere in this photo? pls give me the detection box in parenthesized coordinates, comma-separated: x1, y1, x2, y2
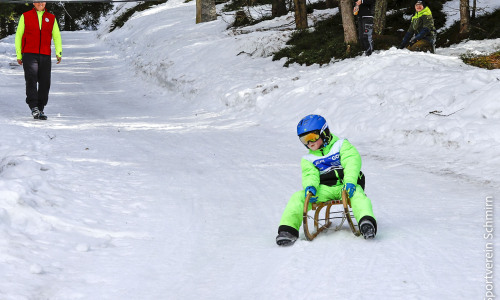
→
(1, 3, 499, 298)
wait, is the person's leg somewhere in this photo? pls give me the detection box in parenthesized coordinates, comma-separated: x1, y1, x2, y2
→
(424, 36, 436, 53)
(278, 191, 305, 237)
(350, 185, 377, 235)
(22, 53, 39, 110)
(278, 185, 342, 235)
(37, 54, 52, 112)
(362, 16, 374, 55)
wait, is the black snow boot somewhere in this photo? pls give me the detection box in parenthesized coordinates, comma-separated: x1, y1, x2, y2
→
(359, 219, 376, 239)
(38, 111, 47, 120)
(31, 107, 40, 119)
(276, 231, 298, 246)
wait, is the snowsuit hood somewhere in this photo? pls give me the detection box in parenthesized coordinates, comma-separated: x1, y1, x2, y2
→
(412, 6, 432, 20)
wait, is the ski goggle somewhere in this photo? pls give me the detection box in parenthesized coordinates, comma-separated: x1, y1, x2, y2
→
(299, 131, 321, 145)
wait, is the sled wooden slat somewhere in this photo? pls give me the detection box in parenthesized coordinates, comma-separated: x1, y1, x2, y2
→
(302, 190, 360, 241)
(342, 190, 360, 237)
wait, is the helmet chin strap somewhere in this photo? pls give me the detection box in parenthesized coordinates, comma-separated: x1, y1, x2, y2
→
(321, 132, 331, 148)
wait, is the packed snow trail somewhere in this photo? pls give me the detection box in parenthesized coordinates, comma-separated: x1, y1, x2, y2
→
(0, 31, 497, 299)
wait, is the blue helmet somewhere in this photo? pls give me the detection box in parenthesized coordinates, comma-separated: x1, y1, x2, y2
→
(297, 114, 331, 147)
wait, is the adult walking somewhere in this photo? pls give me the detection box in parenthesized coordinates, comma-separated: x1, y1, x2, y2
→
(15, 1, 62, 120)
(354, 0, 375, 56)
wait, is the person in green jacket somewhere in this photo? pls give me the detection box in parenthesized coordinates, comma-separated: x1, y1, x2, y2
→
(276, 114, 377, 246)
(15, 1, 62, 120)
(399, 0, 436, 53)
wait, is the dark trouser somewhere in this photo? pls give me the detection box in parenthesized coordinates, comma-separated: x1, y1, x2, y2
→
(22, 53, 51, 112)
(424, 35, 436, 53)
(358, 16, 374, 55)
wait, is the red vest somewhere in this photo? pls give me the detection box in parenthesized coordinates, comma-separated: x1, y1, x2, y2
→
(22, 8, 55, 56)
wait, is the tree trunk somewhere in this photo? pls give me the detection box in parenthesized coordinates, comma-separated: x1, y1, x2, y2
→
(0, 16, 5, 40)
(293, 0, 308, 29)
(272, 0, 287, 18)
(325, 0, 336, 9)
(471, 0, 477, 19)
(64, 12, 70, 31)
(373, 0, 388, 35)
(196, 0, 217, 24)
(339, 0, 358, 46)
(459, 0, 470, 37)
(7, 19, 15, 35)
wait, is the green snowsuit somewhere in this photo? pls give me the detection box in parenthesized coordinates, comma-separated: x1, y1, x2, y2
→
(278, 134, 376, 237)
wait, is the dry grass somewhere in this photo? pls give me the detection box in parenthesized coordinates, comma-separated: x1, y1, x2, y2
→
(461, 51, 500, 70)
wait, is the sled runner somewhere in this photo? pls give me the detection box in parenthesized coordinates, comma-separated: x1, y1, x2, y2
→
(302, 190, 360, 241)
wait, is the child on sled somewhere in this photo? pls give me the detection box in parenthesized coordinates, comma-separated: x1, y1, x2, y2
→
(276, 114, 377, 246)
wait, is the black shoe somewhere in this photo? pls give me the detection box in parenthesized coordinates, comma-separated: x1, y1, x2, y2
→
(31, 107, 40, 119)
(38, 111, 47, 120)
(360, 220, 376, 239)
(276, 231, 298, 246)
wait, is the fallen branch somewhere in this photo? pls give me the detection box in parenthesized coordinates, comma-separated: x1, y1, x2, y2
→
(426, 108, 464, 117)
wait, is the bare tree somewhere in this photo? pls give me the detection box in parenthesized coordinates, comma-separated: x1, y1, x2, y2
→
(196, 0, 216, 24)
(471, 0, 477, 19)
(339, 0, 358, 46)
(294, 0, 308, 29)
(459, 0, 470, 37)
(373, 0, 388, 35)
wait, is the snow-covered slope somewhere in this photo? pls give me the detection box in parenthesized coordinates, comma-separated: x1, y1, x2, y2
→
(0, 0, 498, 299)
(98, 0, 500, 187)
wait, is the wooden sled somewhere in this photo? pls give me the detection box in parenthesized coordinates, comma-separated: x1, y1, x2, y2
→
(302, 190, 360, 241)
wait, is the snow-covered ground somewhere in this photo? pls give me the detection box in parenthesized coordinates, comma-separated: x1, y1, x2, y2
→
(0, 0, 499, 299)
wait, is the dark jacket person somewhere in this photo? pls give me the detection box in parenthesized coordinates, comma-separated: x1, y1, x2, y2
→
(399, 0, 436, 53)
(354, 0, 375, 56)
